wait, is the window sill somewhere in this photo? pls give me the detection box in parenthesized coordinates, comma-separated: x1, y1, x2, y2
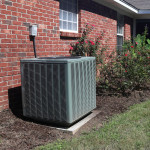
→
(60, 31, 82, 38)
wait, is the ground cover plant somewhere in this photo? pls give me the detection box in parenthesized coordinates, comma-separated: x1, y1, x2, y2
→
(36, 100, 150, 150)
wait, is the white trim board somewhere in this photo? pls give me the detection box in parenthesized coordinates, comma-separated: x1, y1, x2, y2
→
(93, 0, 150, 18)
(93, 0, 137, 18)
(113, 0, 138, 14)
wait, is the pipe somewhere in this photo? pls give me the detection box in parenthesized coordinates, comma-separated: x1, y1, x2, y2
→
(33, 36, 37, 58)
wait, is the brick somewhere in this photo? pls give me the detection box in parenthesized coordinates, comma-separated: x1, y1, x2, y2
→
(0, 82, 7, 87)
(2, 67, 12, 72)
(23, 22, 30, 27)
(13, 21, 22, 26)
(10, 0, 16, 2)
(1, 29, 11, 34)
(27, 19, 35, 24)
(18, 26, 27, 30)
(7, 6, 17, 11)
(3, 76, 12, 81)
(31, 15, 38, 20)
(2, 86, 8, 91)
(27, 10, 35, 15)
(0, 63, 8, 67)
(12, 11, 21, 17)
(12, 30, 21, 34)
(12, 39, 22, 43)
(7, 34, 16, 38)
(0, 4, 6, 9)
(12, 70, 20, 75)
(18, 8, 26, 13)
(8, 25, 17, 30)
(7, 44, 18, 48)
(1, 39, 11, 43)
(0, 24, 8, 29)
(17, 0, 25, 3)
(0, 101, 9, 106)
(2, 20, 12, 25)
(12, 66, 20, 70)
(4, 1, 12, 6)
(21, 31, 29, 35)
(8, 16, 17, 20)
(18, 17, 27, 22)
(18, 53, 26, 57)
(0, 72, 7, 77)
(17, 35, 27, 39)
(22, 14, 31, 18)
(13, 2, 22, 8)
(0, 14, 6, 19)
(0, 34, 7, 38)
(9, 62, 18, 66)
(23, 4, 31, 10)
(1, 10, 11, 15)
(7, 53, 17, 57)
(13, 75, 21, 80)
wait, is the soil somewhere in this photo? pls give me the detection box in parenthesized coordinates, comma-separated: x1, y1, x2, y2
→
(0, 90, 150, 150)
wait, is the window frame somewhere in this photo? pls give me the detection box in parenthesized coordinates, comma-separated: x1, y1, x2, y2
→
(59, 0, 78, 33)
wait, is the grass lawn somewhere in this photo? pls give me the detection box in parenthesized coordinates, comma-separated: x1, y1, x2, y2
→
(36, 100, 150, 150)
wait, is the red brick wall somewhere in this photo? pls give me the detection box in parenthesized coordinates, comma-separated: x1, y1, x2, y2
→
(124, 16, 133, 40)
(0, 0, 133, 111)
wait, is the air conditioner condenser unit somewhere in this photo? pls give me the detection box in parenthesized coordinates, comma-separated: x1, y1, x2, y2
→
(21, 56, 96, 126)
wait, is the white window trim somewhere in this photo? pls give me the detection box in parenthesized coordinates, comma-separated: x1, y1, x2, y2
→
(59, 13, 78, 33)
(117, 33, 124, 37)
(59, 0, 78, 33)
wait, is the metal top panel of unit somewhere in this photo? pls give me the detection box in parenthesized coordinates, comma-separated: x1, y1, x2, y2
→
(20, 56, 96, 63)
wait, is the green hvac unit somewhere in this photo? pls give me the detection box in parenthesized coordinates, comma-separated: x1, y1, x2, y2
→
(21, 56, 96, 126)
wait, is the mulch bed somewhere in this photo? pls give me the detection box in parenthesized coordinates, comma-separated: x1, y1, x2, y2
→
(0, 90, 150, 150)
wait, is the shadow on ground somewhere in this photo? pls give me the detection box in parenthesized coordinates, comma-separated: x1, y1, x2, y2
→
(8, 86, 23, 118)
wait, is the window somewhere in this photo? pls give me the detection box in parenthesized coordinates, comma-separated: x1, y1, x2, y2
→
(59, 0, 78, 32)
(117, 13, 124, 54)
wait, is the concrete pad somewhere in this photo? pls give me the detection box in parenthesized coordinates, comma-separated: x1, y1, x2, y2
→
(54, 110, 101, 135)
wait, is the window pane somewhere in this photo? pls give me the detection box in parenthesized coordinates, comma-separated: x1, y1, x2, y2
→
(117, 35, 123, 46)
(59, 10, 63, 20)
(117, 13, 124, 34)
(117, 35, 123, 54)
(68, 12, 72, 21)
(60, 20, 63, 29)
(63, 21, 67, 30)
(59, 0, 77, 31)
(68, 22, 72, 30)
(73, 23, 77, 31)
(73, 13, 77, 22)
(63, 11, 67, 21)
(117, 26, 123, 34)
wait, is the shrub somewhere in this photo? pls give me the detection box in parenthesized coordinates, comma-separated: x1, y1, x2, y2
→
(97, 28, 150, 95)
(69, 24, 108, 65)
